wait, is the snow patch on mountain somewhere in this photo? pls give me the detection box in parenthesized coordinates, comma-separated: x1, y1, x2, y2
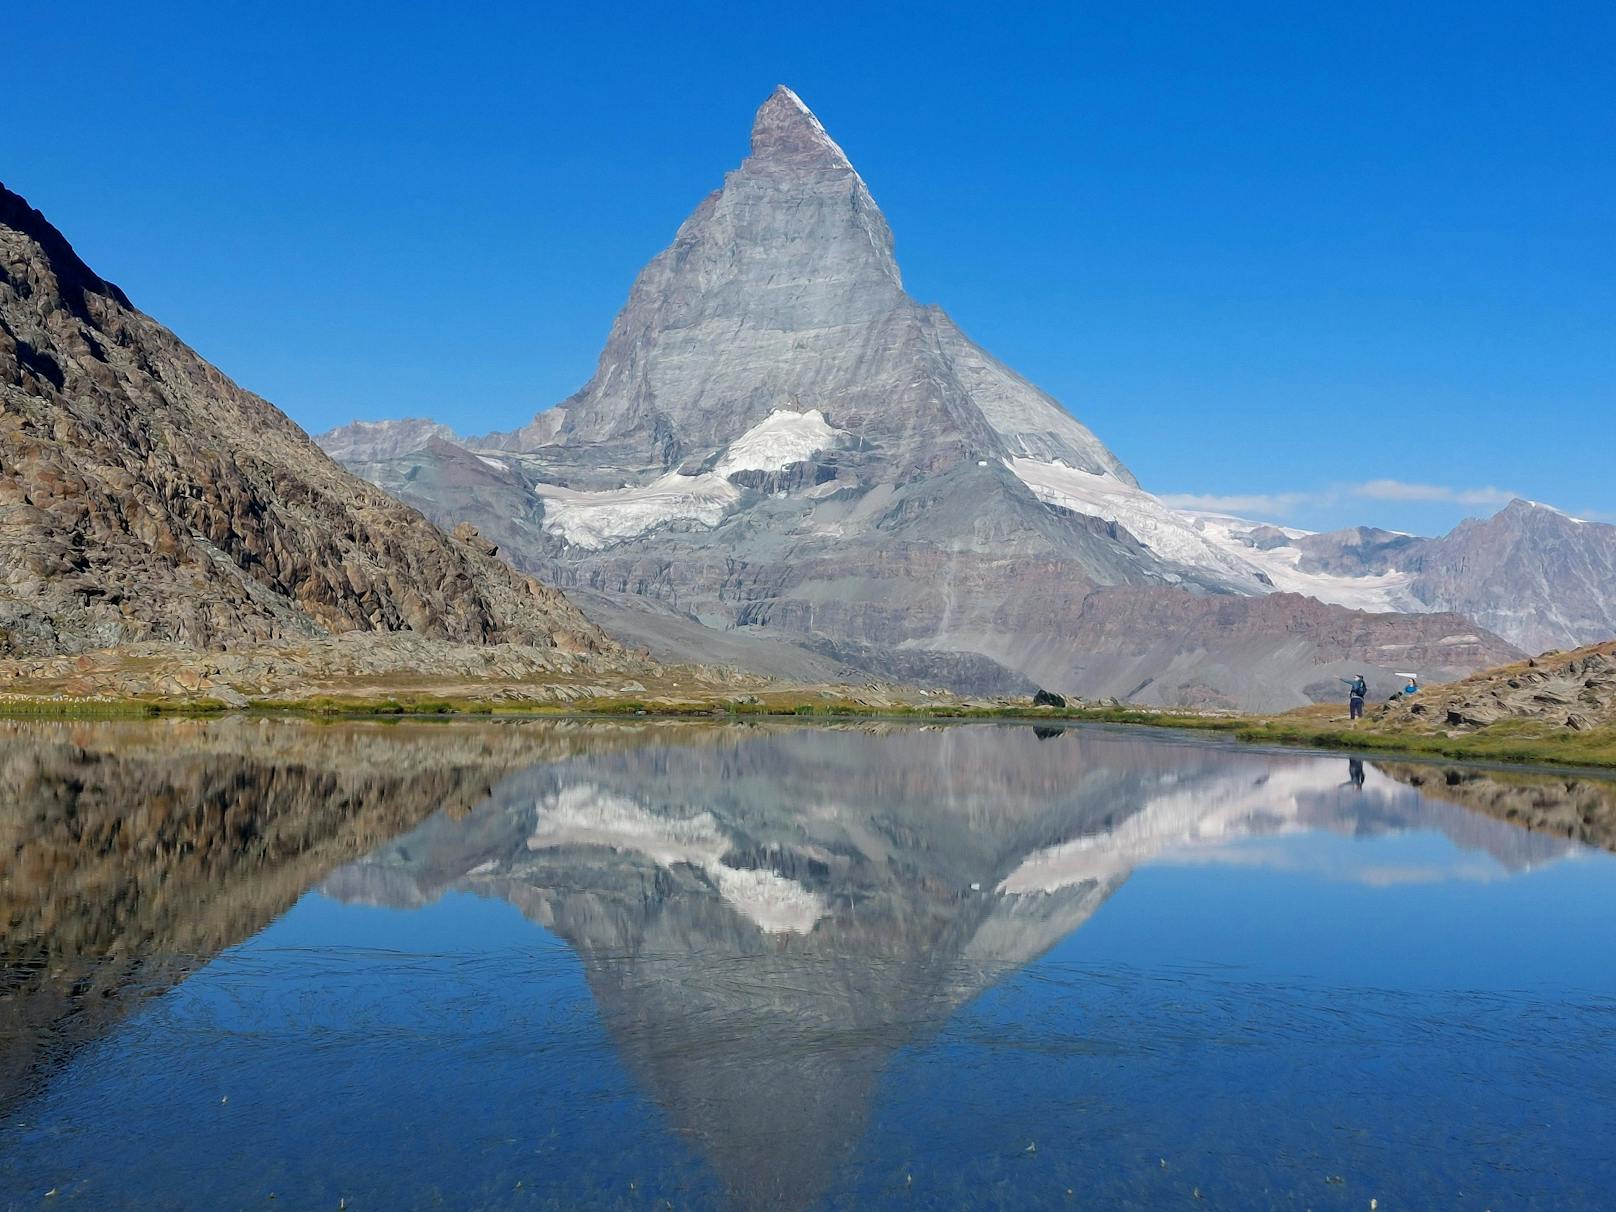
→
(1182, 513, 1420, 613)
(714, 408, 843, 477)
(1005, 458, 1266, 586)
(535, 472, 742, 549)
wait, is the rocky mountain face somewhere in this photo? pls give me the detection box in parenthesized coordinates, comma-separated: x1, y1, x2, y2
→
(1403, 502, 1616, 653)
(0, 184, 612, 660)
(1186, 500, 1616, 655)
(316, 417, 459, 462)
(322, 88, 1518, 709)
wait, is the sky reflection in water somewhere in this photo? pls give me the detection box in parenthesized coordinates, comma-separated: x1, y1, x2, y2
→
(2, 719, 1614, 1210)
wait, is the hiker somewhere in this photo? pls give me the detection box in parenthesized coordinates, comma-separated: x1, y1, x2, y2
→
(1340, 674, 1368, 720)
(1403, 674, 1420, 697)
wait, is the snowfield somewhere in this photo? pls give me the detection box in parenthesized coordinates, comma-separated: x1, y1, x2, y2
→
(996, 761, 1495, 896)
(714, 408, 843, 477)
(1181, 513, 1421, 613)
(1004, 457, 1433, 613)
(1004, 457, 1268, 588)
(534, 472, 742, 549)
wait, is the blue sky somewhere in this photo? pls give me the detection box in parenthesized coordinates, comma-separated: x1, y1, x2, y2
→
(9, 1, 1612, 534)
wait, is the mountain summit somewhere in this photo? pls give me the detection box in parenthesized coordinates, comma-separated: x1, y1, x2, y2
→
(493, 87, 1128, 485)
(750, 85, 860, 170)
(323, 89, 1518, 707)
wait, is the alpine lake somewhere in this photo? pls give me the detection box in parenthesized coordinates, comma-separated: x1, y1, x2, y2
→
(3, 716, 1614, 1210)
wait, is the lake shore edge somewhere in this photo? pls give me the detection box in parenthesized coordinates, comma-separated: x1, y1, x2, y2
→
(4, 687, 1615, 775)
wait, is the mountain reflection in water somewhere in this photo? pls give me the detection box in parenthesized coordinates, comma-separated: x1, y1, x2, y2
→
(2, 718, 1614, 1210)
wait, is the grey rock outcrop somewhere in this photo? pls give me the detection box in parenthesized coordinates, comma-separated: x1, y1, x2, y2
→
(1403, 501, 1616, 653)
(1378, 639, 1616, 735)
(316, 417, 460, 462)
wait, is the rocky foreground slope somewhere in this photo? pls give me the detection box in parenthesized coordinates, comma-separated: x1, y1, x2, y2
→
(0, 183, 616, 668)
(1382, 640, 1616, 733)
(1255, 640, 1616, 774)
(325, 87, 1520, 710)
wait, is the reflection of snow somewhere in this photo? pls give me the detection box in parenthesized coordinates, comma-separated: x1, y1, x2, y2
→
(534, 473, 741, 549)
(528, 785, 726, 867)
(715, 409, 843, 477)
(999, 761, 1407, 894)
(1148, 842, 1504, 887)
(526, 784, 827, 935)
(711, 866, 828, 935)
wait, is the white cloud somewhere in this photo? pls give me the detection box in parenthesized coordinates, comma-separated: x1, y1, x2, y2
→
(1348, 479, 1518, 506)
(1158, 480, 1530, 523)
(1156, 492, 1310, 517)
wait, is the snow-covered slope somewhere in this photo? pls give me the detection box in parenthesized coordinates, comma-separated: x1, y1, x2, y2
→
(1181, 512, 1421, 612)
(535, 472, 741, 549)
(714, 408, 844, 476)
(1005, 458, 1268, 588)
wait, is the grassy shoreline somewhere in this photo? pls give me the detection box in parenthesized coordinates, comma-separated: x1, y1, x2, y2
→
(0, 690, 1242, 729)
(1236, 717, 1616, 772)
(5, 688, 1614, 773)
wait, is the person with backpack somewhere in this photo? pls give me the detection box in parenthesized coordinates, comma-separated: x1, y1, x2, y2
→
(1340, 674, 1368, 720)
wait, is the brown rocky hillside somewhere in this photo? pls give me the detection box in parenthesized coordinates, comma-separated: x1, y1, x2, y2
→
(0, 183, 610, 659)
(1382, 640, 1616, 733)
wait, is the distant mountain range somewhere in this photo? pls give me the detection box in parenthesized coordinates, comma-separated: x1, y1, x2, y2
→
(1184, 499, 1616, 654)
(318, 87, 1536, 708)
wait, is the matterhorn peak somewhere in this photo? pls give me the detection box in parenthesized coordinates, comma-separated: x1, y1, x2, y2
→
(748, 85, 855, 172)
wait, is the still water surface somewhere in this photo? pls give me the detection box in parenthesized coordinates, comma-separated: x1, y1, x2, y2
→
(3, 718, 1615, 1209)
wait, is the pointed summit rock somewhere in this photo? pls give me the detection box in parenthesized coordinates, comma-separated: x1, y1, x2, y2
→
(324, 91, 1521, 707)
(748, 85, 858, 172)
(488, 86, 1118, 483)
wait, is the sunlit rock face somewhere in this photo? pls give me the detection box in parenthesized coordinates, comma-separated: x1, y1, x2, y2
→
(323, 722, 1572, 1209)
(319, 88, 1518, 707)
(0, 186, 614, 662)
